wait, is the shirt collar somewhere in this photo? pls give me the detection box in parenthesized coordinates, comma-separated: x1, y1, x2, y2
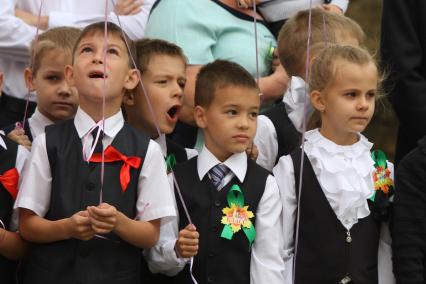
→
(29, 108, 54, 137)
(0, 135, 7, 150)
(197, 145, 247, 183)
(74, 107, 124, 139)
(154, 134, 168, 157)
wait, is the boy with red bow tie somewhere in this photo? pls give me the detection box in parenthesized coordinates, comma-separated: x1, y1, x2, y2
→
(0, 133, 28, 284)
(15, 22, 175, 284)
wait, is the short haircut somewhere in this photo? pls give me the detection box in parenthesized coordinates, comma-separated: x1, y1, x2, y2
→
(135, 38, 187, 74)
(30, 26, 81, 75)
(277, 8, 365, 77)
(72, 21, 136, 68)
(195, 60, 258, 108)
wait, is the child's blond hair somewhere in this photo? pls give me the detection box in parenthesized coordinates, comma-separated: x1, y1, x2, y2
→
(277, 8, 365, 78)
(30, 27, 81, 75)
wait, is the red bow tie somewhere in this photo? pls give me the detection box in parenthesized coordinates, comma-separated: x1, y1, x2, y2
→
(0, 168, 19, 200)
(89, 145, 142, 192)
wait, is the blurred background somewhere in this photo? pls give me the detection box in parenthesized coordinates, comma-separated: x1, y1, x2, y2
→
(346, 0, 398, 161)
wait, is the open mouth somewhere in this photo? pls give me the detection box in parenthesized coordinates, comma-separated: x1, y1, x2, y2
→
(167, 105, 181, 119)
(88, 71, 107, 79)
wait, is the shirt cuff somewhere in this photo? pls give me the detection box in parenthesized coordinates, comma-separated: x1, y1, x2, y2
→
(330, 0, 349, 13)
(48, 12, 74, 28)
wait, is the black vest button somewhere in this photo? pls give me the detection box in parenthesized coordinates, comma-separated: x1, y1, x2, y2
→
(212, 225, 218, 232)
(208, 252, 215, 257)
(207, 276, 214, 283)
(86, 182, 95, 191)
(214, 200, 221, 207)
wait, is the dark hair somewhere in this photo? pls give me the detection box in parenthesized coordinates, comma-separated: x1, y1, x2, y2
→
(135, 38, 187, 74)
(72, 21, 136, 67)
(195, 60, 259, 107)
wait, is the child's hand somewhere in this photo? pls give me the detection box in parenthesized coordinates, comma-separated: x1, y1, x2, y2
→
(321, 4, 343, 14)
(236, 0, 262, 9)
(115, 0, 143, 15)
(7, 128, 31, 150)
(87, 203, 118, 235)
(175, 224, 199, 258)
(68, 211, 95, 241)
(246, 143, 259, 161)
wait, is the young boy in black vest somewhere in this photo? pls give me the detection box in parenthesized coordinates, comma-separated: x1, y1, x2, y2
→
(4, 27, 80, 149)
(149, 60, 284, 283)
(15, 22, 176, 284)
(0, 134, 29, 284)
(123, 38, 197, 283)
(254, 8, 365, 171)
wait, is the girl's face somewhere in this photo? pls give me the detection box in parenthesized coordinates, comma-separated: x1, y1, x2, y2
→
(312, 60, 378, 145)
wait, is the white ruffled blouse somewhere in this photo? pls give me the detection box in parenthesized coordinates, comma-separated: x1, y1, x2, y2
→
(303, 129, 376, 230)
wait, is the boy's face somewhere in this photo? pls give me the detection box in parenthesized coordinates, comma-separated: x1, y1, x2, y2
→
(124, 55, 186, 138)
(195, 86, 260, 162)
(25, 49, 78, 122)
(66, 32, 138, 111)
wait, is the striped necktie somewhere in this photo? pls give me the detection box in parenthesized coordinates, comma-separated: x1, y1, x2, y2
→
(209, 164, 230, 190)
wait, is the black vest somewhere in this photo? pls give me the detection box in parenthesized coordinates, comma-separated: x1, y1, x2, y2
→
(0, 135, 19, 284)
(139, 138, 190, 284)
(264, 102, 301, 164)
(22, 119, 150, 284)
(291, 149, 379, 284)
(172, 157, 268, 284)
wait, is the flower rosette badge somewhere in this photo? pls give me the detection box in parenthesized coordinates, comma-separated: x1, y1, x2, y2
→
(220, 184, 256, 248)
(369, 150, 394, 221)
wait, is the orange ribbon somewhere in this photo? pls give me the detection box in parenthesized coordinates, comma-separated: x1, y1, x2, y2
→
(89, 145, 142, 192)
(0, 168, 19, 200)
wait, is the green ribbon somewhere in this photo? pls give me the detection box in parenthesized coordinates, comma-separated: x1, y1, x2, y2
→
(370, 150, 388, 202)
(220, 184, 256, 248)
(165, 153, 176, 173)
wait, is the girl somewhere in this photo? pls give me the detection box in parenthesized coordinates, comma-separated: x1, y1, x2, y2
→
(273, 44, 394, 284)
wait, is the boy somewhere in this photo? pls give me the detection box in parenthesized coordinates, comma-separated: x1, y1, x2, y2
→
(254, 8, 365, 171)
(124, 38, 197, 166)
(4, 26, 80, 149)
(15, 22, 176, 284)
(0, 133, 29, 284)
(150, 60, 284, 283)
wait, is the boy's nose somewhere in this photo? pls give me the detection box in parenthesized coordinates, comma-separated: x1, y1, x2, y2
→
(237, 115, 249, 129)
(357, 96, 370, 110)
(57, 81, 72, 97)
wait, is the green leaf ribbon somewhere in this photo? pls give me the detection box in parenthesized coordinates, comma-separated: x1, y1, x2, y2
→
(165, 153, 176, 174)
(220, 184, 256, 248)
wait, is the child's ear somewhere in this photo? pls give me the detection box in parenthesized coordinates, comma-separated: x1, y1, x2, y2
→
(194, 105, 207, 129)
(310, 90, 326, 112)
(24, 68, 36, 92)
(122, 91, 136, 107)
(124, 68, 140, 91)
(64, 65, 75, 87)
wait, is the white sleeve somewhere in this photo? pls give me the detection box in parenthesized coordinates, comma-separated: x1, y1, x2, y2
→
(378, 222, 396, 284)
(250, 175, 285, 283)
(15, 133, 52, 217)
(48, 0, 157, 40)
(330, 0, 349, 13)
(254, 115, 278, 172)
(272, 155, 297, 284)
(0, 0, 36, 61)
(145, 172, 188, 276)
(16, 145, 30, 175)
(136, 140, 176, 222)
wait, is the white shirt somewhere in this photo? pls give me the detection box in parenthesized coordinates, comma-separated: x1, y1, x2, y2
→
(155, 134, 198, 160)
(273, 129, 395, 283)
(147, 145, 285, 283)
(15, 107, 176, 224)
(0, 0, 156, 100)
(1, 134, 29, 231)
(28, 108, 53, 140)
(258, 0, 349, 23)
(255, 76, 310, 171)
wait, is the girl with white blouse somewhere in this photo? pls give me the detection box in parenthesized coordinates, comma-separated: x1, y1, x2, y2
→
(273, 45, 395, 284)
